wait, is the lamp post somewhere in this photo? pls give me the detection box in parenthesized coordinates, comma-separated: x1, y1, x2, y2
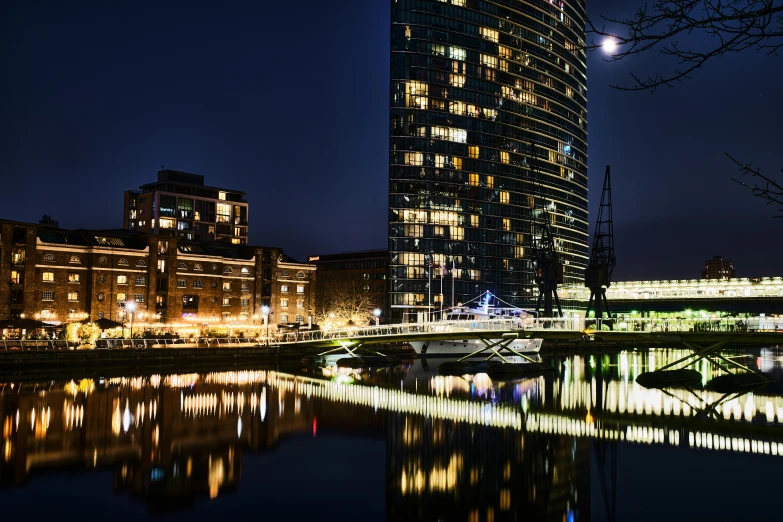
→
(261, 305, 270, 346)
(126, 301, 137, 342)
(373, 308, 381, 327)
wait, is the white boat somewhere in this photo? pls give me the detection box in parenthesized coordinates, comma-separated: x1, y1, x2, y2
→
(409, 337, 542, 355)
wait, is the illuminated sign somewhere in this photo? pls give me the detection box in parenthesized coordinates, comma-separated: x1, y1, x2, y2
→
(308, 256, 320, 262)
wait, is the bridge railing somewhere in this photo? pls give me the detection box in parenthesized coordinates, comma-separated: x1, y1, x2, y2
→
(0, 337, 262, 351)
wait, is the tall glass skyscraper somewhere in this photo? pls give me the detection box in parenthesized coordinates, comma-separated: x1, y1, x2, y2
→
(389, 0, 588, 321)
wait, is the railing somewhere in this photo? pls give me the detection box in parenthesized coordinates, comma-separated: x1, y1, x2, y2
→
(278, 317, 581, 344)
(0, 340, 72, 351)
(1, 316, 779, 351)
(0, 337, 262, 351)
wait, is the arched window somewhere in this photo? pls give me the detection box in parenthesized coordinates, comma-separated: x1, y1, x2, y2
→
(118, 258, 129, 266)
(43, 253, 55, 262)
(70, 255, 80, 264)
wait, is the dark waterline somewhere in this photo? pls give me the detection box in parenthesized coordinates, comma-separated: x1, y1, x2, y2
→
(1, 347, 782, 521)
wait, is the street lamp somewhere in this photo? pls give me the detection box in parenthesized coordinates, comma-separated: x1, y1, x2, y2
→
(126, 301, 137, 342)
(261, 305, 270, 346)
(373, 308, 381, 327)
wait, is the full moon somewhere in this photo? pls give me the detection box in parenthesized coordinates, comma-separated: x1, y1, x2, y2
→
(602, 37, 618, 55)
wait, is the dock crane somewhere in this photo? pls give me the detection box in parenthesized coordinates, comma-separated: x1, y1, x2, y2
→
(529, 141, 564, 318)
(533, 217, 564, 318)
(585, 165, 616, 324)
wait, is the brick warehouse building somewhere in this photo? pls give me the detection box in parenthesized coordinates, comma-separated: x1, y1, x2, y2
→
(0, 219, 315, 332)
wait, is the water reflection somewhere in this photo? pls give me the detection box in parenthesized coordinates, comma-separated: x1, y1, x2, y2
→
(0, 347, 781, 520)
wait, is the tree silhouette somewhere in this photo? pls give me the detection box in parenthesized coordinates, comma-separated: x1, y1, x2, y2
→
(588, 0, 783, 92)
(589, 1, 783, 211)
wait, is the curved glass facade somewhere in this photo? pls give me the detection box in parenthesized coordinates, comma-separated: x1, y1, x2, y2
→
(389, 0, 588, 320)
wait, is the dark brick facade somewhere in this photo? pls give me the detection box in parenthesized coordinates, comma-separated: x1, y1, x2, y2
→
(0, 219, 315, 331)
(308, 249, 389, 321)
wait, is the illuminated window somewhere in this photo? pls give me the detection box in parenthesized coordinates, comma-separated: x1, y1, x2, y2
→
(42, 271, 54, 282)
(406, 81, 428, 109)
(450, 226, 464, 240)
(449, 74, 465, 87)
(486, 175, 494, 188)
(117, 293, 126, 302)
(280, 313, 289, 323)
(434, 226, 445, 236)
(223, 282, 231, 291)
(468, 146, 479, 159)
(481, 27, 498, 42)
(281, 298, 289, 308)
(218, 191, 227, 200)
(404, 224, 424, 237)
(216, 203, 231, 223)
(500, 151, 509, 164)
(498, 46, 511, 59)
(404, 152, 423, 166)
(431, 43, 445, 56)
(42, 290, 54, 301)
(241, 298, 250, 307)
(514, 247, 525, 258)
(159, 217, 175, 229)
(471, 215, 479, 227)
(10, 270, 21, 284)
(68, 273, 80, 283)
(480, 54, 498, 68)
(296, 285, 305, 294)
(469, 173, 480, 186)
(281, 284, 289, 293)
(241, 281, 250, 291)
(502, 218, 510, 231)
(449, 46, 465, 60)
(117, 275, 128, 285)
(500, 191, 510, 204)
(223, 297, 230, 306)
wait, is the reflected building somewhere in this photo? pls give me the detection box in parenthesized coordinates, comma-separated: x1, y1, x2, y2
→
(389, 0, 589, 321)
(387, 415, 589, 521)
(3, 353, 783, 517)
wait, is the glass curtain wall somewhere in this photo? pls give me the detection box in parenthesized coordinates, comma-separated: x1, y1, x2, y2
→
(389, 0, 589, 321)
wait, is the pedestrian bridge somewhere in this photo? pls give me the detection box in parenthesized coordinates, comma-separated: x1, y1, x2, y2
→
(276, 317, 783, 350)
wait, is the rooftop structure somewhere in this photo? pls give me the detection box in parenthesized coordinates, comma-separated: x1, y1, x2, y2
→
(123, 169, 249, 245)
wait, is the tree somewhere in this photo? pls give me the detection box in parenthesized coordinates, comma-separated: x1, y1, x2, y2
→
(589, 1, 783, 211)
(728, 154, 783, 217)
(588, 0, 783, 92)
(314, 272, 375, 328)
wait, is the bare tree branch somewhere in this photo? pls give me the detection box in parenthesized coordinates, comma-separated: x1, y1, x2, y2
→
(314, 272, 375, 328)
(728, 153, 783, 216)
(587, 0, 783, 91)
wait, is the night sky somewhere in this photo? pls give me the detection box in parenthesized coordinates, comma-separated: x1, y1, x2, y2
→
(1, 0, 781, 280)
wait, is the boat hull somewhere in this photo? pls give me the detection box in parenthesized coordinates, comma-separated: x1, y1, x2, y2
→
(409, 338, 542, 355)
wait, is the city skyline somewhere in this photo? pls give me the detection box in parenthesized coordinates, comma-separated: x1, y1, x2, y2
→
(1, 0, 781, 281)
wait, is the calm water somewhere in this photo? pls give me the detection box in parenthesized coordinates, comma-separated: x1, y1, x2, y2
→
(2, 347, 783, 521)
